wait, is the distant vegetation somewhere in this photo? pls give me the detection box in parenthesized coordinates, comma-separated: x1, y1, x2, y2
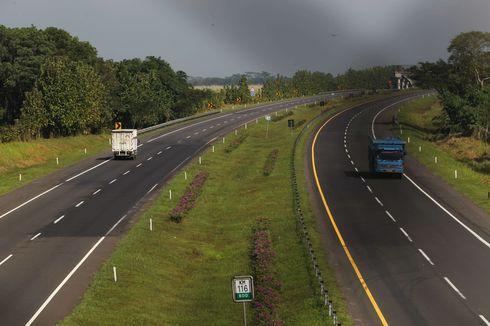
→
(410, 31, 490, 143)
(0, 25, 400, 143)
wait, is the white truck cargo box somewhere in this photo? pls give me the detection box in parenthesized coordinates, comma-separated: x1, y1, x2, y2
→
(111, 129, 138, 159)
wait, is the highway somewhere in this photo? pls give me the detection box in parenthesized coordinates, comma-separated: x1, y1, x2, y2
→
(0, 94, 340, 325)
(309, 94, 490, 325)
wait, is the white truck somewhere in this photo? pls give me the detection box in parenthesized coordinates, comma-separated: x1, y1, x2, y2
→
(111, 129, 138, 159)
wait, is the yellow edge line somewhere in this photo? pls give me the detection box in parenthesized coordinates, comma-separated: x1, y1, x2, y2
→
(311, 107, 389, 326)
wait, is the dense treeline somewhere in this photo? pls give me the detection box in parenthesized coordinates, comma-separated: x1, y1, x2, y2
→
(0, 25, 211, 141)
(410, 31, 490, 141)
(188, 71, 272, 86)
(0, 25, 400, 143)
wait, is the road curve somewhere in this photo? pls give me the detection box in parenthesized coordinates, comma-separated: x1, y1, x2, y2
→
(309, 94, 490, 325)
(0, 94, 344, 326)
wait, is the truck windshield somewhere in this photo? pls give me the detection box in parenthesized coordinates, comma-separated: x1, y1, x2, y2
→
(378, 151, 403, 160)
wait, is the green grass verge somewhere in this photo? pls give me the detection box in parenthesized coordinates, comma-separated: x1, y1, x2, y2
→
(395, 96, 490, 213)
(0, 134, 111, 196)
(61, 95, 396, 325)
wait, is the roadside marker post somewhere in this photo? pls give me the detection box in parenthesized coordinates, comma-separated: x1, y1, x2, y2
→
(232, 276, 254, 326)
(184, 171, 187, 180)
(265, 115, 271, 138)
(150, 218, 153, 231)
(56, 157, 59, 166)
(113, 266, 117, 282)
(169, 189, 172, 200)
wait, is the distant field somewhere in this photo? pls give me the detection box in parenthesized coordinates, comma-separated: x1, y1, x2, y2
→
(193, 84, 263, 91)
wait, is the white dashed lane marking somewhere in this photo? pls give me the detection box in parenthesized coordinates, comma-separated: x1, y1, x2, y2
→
(375, 197, 383, 206)
(30, 233, 41, 241)
(366, 186, 373, 193)
(385, 210, 396, 222)
(157, 151, 162, 155)
(136, 163, 142, 168)
(109, 179, 117, 185)
(75, 201, 84, 208)
(147, 157, 153, 161)
(444, 277, 466, 300)
(0, 254, 13, 266)
(54, 215, 65, 224)
(123, 170, 130, 175)
(418, 249, 435, 265)
(400, 227, 413, 242)
(92, 189, 101, 195)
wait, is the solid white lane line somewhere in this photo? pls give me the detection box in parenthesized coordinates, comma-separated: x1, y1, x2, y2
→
(385, 210, 396, 222)
(123, 170, 130, 175)
(0, 183, 63, 220)
(0, 254, 13, 266)
(366, 185, 373, 193)
(375, 197, 383, 206)
(157, 151, 162, 155)
(444, 277, 466, 300)
(147, 184, 158, 194)
(166, 146, 172, 150)
(136, 163, 142, 168)
(109, 179, 117, 184)
(418, 249, 435, 265)
(65, 159, 111, 182)
(92, 189, 101, 195)
(54, 215, 65, 224)
(147, 157, 153, 161)
(400, 227, 413, 242)
(25, 214, 128, 326)
(403, 174, 490, 250)
(75, 201, 84, 208)
(480, 315, 490, 326)
(30, 233, 41, 241)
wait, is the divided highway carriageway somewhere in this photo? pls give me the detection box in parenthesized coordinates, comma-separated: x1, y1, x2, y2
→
(0, 92, 350, 325)
(310, 93, 490, 325)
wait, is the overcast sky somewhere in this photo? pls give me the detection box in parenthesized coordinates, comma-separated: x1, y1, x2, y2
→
(1, 0, 490, 77)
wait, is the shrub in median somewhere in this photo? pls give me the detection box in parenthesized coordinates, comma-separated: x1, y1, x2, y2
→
(224, 132, 248, 153)
(169, 170, 209, 223)
(251, 218, 283, 326)
(263, 149, 279, 176)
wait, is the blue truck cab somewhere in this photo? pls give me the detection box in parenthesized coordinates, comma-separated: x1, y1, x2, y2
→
(368, 137, 406, 178)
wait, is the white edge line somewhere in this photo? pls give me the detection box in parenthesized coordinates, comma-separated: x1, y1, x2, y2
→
(65, 159, 111, 182)
(54, 215, 65, 224)
(443, 277, 466, 300)
(418, 249, 435, 265)
(0, 183, 63, 220)
(400, 227, 413, 242)
(0, 254, 13, 266)
(146, 113, 233, 143)
(25, 214, 128, 326)
(371, 95, 490, 250)
(147, 183, 158, 194)
(30, 233, 41, 241)
(385, 210, 396, 222)
(480, 315, 490, 326)
(403, 174, 490, 249)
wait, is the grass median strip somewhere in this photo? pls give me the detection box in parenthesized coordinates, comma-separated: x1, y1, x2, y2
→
(62, 95, 393, 325)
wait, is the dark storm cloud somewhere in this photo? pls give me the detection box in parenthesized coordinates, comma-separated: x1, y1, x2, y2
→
(1, 0, 490, 76)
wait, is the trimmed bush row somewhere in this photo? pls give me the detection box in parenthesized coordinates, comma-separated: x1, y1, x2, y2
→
(263, 149, 279, 176)
(271, 110, 293, 122)
(251, 218, 283, 326)
(224, 132, 248, 153)
(169, 170, 209, 223)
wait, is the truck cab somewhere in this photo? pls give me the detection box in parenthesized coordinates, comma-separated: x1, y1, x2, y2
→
(368, 137, 406, 178)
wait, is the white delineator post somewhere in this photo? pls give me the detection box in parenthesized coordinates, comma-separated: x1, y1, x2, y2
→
(113, 266, 117, 282)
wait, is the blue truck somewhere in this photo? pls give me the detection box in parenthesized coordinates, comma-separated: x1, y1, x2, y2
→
(368, 137, 406, 178)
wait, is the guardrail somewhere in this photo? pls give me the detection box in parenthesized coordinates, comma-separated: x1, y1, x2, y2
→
(290, 108, 343, 326)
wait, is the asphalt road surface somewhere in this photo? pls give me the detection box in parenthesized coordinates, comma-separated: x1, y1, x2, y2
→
(309, 94, 490, 325)
(0, 93, 346, 326)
